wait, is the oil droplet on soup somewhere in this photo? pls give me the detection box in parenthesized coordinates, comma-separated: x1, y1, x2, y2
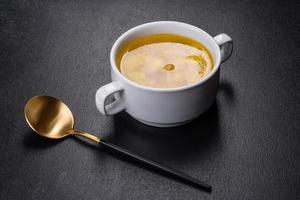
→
(117, 34, 213, 88)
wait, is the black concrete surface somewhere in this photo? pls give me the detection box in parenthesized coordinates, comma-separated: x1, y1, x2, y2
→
(0, 0, 299, 199)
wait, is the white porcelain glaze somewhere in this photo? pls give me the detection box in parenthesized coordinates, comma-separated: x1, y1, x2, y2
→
(96, 21, 233, 127)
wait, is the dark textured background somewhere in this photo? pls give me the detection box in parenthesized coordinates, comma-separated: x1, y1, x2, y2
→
(0, 0, 299, 199)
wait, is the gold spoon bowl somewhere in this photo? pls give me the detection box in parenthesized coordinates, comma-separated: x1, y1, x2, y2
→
(24, 96, 99, 142)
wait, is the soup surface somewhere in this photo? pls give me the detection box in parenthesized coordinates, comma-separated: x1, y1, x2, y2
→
(116, 34, 213, 88)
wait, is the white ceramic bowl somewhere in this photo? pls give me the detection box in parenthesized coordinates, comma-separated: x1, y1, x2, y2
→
(96, 21, 233, 127)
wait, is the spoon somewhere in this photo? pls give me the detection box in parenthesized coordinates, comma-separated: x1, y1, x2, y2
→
(24, 95, 212, 192)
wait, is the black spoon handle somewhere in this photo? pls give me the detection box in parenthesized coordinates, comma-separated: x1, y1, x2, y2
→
(100, 139, 212, 192)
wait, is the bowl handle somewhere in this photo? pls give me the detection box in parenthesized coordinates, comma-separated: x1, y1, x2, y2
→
(213, 33, 233, 63)
(95, 82, 125, 115)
